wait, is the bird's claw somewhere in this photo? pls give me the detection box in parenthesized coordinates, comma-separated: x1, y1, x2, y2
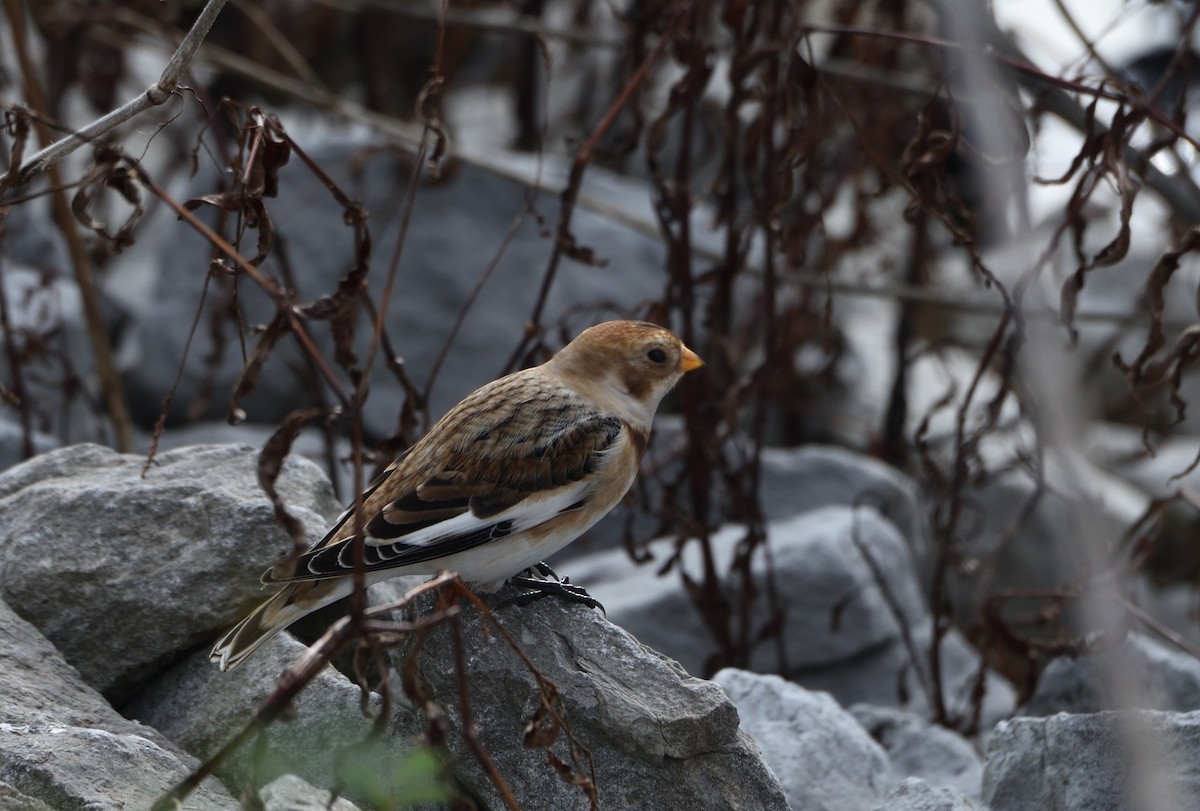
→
(502, 562, 605, 614)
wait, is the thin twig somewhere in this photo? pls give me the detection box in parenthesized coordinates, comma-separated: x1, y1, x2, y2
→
(1118, 594, 1200, 661)
(1047, 0, 1121, 77)
(0, 248, 33, 458)
(2, 0, 135, 452)
(808, 17, 1200, 219)
(83, 11, 1200, 292)
(6, 0, 230, 189)
(138, 173, 351, 406)
(502, 0, 698, 372)
(449, 612, 523, 811)
(231, 0, 328, 87)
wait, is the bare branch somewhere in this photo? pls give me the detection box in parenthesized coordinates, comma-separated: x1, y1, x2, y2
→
(5, 0, 229, 190)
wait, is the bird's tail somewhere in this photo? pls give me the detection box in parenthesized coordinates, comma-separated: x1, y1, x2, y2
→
(210, 579, 351, 671)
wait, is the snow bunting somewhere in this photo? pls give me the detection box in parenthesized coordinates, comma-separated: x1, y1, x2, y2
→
(211, 320, 703, 670)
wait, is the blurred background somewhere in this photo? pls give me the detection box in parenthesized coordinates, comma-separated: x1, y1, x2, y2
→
(2, 0, 1200, 728)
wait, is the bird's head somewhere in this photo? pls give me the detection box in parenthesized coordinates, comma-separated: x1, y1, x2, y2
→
(549, 320, 703, 426)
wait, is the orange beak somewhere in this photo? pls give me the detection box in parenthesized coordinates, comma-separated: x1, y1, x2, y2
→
(677, 345, 704, 373)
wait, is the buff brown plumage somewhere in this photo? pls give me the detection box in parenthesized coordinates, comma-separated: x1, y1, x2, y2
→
(211, 320, 703, 670)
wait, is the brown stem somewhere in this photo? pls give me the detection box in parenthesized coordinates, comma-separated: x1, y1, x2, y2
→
(3, 0, 134, 452)
(0, 247, 33, 458)
(502, 0, 695, 373)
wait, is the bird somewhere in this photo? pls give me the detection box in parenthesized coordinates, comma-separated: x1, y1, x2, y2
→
(211, 320, 704, 670)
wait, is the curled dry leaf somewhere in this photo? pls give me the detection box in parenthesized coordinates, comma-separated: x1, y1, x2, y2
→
(70, 144, 146, 253)
(227, 308, 292, 423)
(258, 405, 333, 553)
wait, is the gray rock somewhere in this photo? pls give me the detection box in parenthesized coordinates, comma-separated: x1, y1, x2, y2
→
(983, 710, 1200, 811)
(576, 507, 928, 675)
(0, 443, 340, 701)
(559, 431, 925, 561)
(0, 596, 234, 809)
(872, 778, 981, 811)
(715, 668, 891, 811)
(793, 618, 1016, 728)
(902, 364, 1148, 635)
(389, 586, 790, 811)
(922, 454, 1147, 634)
(1021, 631, 1200, 716)
(1, 724, 231, 811)
(1, 599, 174, 748)
(0, 779, 56, 811)
(125, 630, 422, 798)
(757, 444, 925, 542)
(134, 420, 358, 502)
(259, 774, 362, 810)
(569, 506, 1015, 722)
(850, 704, 983, 801)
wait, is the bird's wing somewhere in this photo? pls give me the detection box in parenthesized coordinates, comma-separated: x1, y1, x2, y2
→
(266, 381, 624, 583)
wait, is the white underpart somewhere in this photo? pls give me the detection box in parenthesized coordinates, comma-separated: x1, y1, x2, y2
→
(365, 478, 591, 549)
(369, 510, 596, 591)
(346, 478, 604, 589)
(360, 443, 627, 588)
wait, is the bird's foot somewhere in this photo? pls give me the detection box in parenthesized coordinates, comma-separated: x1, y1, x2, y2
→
(503, 561, 605, 614)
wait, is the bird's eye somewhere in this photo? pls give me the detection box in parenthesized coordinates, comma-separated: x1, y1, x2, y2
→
(647, 348, 667, 363)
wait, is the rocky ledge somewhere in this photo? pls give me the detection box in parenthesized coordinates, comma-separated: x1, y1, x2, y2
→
(1, 443, 1198, 810)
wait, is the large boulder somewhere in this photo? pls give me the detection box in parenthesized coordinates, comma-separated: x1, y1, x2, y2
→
(916, 446, 1148, 634)
(1021, 631, 1200, 716)
(125, 630, 423, 799)
(384, 583, 791, 811)
(0, 596, 235, 809)
(568, 505, 1016, 723)
(872, 778, 981, 811)
(850, 704, 983, 801)
(983, 711, 1200, 811)
(559, 433, 927, 561)
(754, 444, 926, 541)
(715, 668, 892, 811)
(573, 507, 927, 676)
(0, 443, 340, 701)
